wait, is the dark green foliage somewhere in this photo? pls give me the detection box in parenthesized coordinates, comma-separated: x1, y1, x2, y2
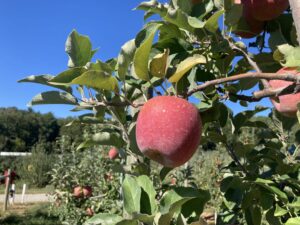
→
(17, 143, 56, 187)
(0, 107, 59, 153)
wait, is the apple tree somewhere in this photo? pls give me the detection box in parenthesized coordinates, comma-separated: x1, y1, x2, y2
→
(19, 0, 300, 224)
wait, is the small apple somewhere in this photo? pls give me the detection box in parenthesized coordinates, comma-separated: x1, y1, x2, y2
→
(108, 147, 119, 160)
(269, 67, 300, 117)
(73, 186, 83, 198)
(136, 96, 202, 168)
(170, 177, 177, 186)
(86, 207, 94, 216)
(241, 0, 289, 21)
(82, 186, 93, 197)
(73, 185, 92, 198)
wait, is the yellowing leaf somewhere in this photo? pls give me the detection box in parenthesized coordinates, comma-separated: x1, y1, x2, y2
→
(168, 55, 206, 83)
(149, 49, 169, 78)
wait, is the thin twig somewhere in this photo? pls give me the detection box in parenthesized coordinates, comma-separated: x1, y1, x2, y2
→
(229, 40, 270, 89)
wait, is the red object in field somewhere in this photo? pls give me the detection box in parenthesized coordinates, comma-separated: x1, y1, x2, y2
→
(4, 170, 17, 185)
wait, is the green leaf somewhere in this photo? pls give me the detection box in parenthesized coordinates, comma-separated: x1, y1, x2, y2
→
(18, 74, 72, 93)
(205, 10, 224, 33)
(274, 204, 288, 217)
(65, 30, 95, 67)
(122, 175, 141, 214)
(168, 55, 206, 83)
(86, 60, 115, 74)
(132, 213, 155, 224)
(288, 197, 300, 209)
(49, 67, 86, 85)
(274, 44, 300, 67)
(233, 106, 268, 133)
(71, 70, 118, 91)
(117, 39, 137, 80)
(160, 187, 210, 220)
(28, 91, 77, 106)
(133, 23, 162, 80)
(116, 220, 139, 225)
(285, 218, 300, 225)
(244, 205, 262, 225)
(149, 49, 169, 78)
(136, 175, 157, 214)
(77, 131, 125, 150)
(266, 208, 283, 225)
(160, 167, 173, 181)
(84, 213, 123, 225)
(255, 178, 288, 202)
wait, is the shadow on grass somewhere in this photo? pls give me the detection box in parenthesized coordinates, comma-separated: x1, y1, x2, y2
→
(0, 203, 60, 225)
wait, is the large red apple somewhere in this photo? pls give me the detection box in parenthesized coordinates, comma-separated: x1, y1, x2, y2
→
(241, 0, 289, 21)
(136, 96, 202, 168)
(234, 0, 264, 38)
(269, 67, 300, 117)
(108, 147, 119, 160)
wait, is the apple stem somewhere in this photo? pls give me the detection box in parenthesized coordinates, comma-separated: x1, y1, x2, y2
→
(289, 0, 300, 44)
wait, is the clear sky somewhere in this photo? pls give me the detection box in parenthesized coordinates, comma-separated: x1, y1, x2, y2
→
(0, 0, 271, 118)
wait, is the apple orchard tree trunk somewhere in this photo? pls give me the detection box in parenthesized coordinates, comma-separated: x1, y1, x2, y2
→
(289, 0, 300, 44)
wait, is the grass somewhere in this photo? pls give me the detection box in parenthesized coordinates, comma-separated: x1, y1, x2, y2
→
(0, 203, 60, 225)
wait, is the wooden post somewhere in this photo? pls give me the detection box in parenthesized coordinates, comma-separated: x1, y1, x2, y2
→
(3, 169, 11, 211)
(21, 184, 27, 204)
(289, 0, 300, 44)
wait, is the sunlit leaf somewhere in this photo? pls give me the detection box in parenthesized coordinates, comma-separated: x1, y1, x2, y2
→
(71, 70, 118, 91)
(133, 23, 162, 80)
(84, 213, 123, 225)
(122, 175, 141, 214)
(149, 49, 169, 78)
(65, 30, 96, 67)
(168, 55, 206, 83)
(117, 39, 137, 80)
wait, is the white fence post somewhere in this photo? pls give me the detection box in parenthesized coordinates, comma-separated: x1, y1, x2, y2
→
(21, 184, 26, 204)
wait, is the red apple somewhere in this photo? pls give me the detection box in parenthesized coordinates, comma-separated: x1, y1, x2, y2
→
(191, 0, 202, 4)
(241, 0, 289, 21)
(108, 147, 119, 160)
(73, 185, 92, 198)
(269, 67, 300, 117)
(136, 96, 202, 168)
(170, 177, 177, 186)
(86, 207, 94, 216)
(82, 186, 93, 197)
(73, 186, 83, 198)
(233, 1, 264, 38)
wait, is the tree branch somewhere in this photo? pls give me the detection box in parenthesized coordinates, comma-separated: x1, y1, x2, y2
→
(219, 83, 300, 102)
(228, 38, 270, 89)
(187, 72, 300, 96)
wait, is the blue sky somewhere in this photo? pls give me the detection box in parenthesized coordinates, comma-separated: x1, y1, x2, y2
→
(0, 0, 272, 118)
